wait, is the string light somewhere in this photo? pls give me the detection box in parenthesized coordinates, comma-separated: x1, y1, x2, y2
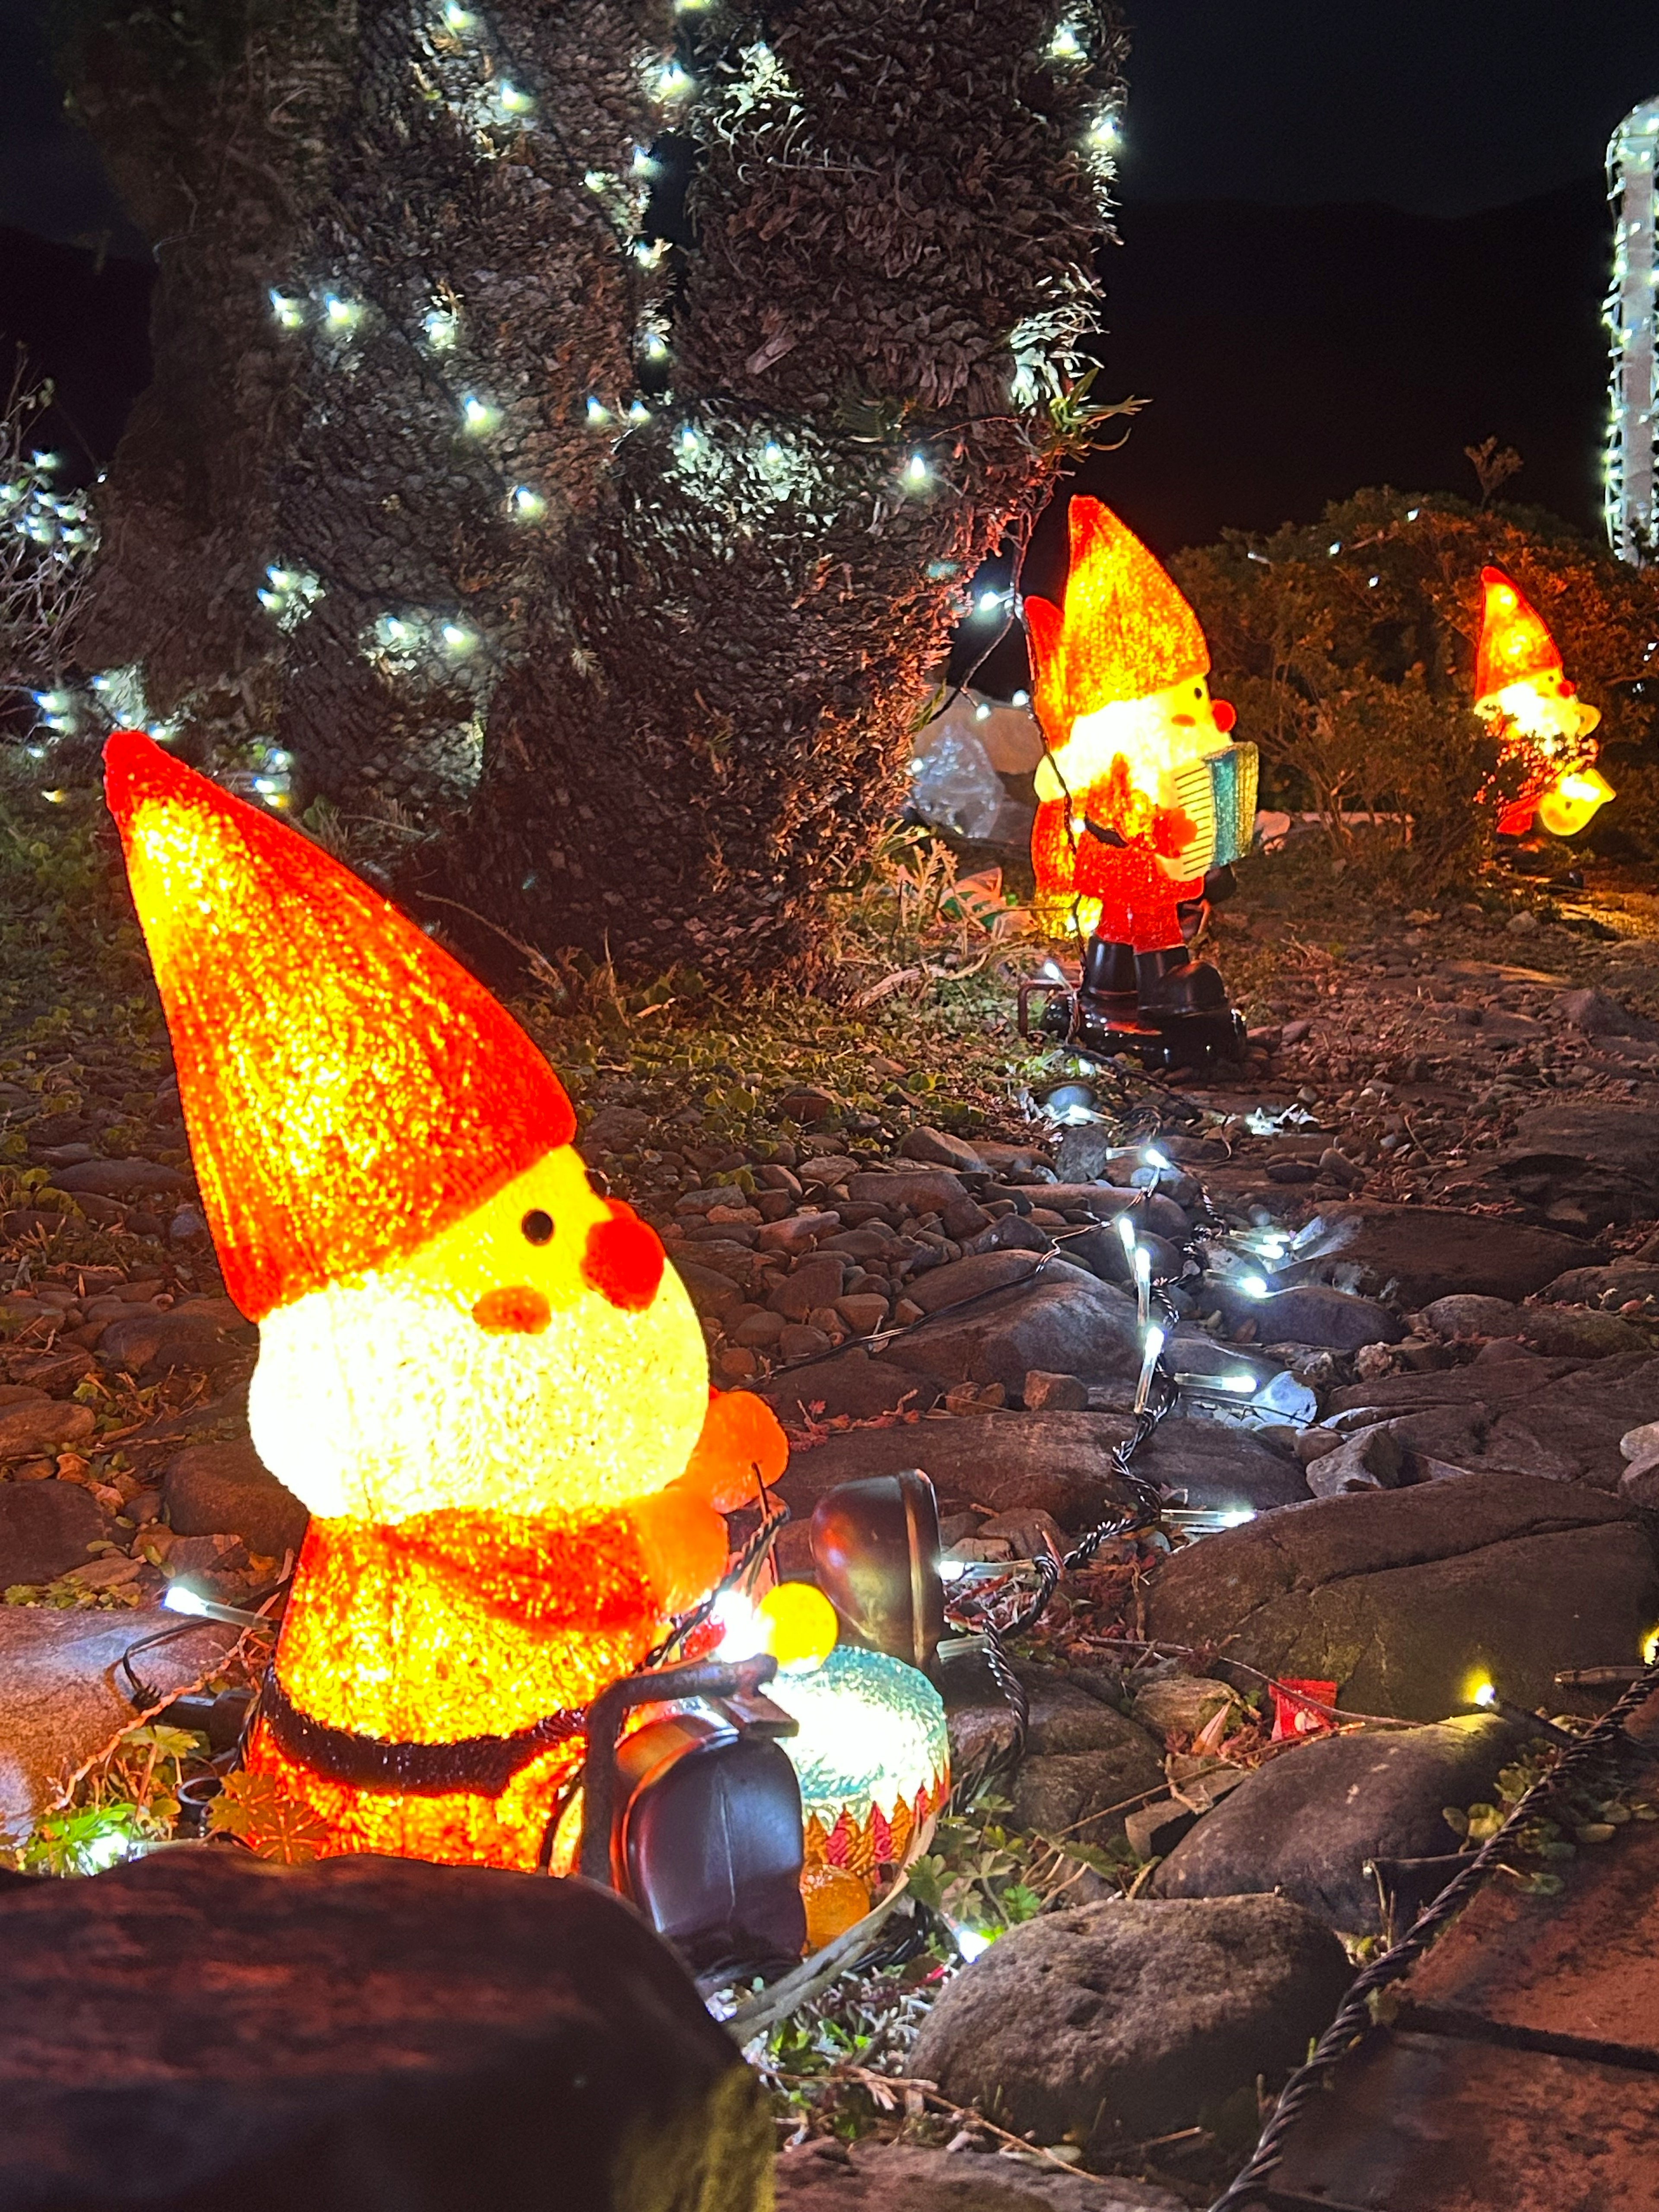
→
(1134, 1243, 1151, 1331)
(1605, 97, 1659, 562)
(323, 294, 363, 332)
(461, 394, 500, 435)
(1133, 1324, 1165, 1416)
(585, 397, 612, 427)
(904, 453, 930, 486)
(441, 623, 477, 655)
(510, 486, 546, 520)
(496, 81, 533, 116)
(654, 61, 695, 102)
(1048, 22, 1084, 58)
(626, 400, 651, 425)
(443, 1, 475, 26)
(270, 290, 305, 330)
(257, 564, 324, 632)
(423, 307, 459, 351)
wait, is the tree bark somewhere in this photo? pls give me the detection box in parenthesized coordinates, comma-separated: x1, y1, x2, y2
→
(64, 0, 1125, 977)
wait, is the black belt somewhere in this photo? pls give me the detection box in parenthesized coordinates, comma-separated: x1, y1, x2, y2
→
(260, 1671, 584, 1798)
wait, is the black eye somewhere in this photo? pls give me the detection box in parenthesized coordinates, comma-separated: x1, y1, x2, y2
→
(521, 1209, 554, 1246)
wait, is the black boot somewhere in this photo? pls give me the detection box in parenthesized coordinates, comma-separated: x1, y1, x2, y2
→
(1081, 938, 1135, 999)
(1135, 946, 1227, 1014)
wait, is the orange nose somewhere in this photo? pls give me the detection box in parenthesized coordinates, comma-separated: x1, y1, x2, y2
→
(472, 1286, 552, 1334)
(1172, 713, 1195, 726)
(583, 1201, 665, 1311)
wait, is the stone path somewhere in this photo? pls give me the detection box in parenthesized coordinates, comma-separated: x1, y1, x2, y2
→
(1262, 1688, 1659, 2211)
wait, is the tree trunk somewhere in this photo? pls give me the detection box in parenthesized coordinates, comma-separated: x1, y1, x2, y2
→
(64, 0, 1125, 978)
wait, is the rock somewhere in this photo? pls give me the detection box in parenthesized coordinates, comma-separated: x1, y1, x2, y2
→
(1506, 909, 1540, 934)
(845, 1170, 966, 1215)
(882, 1272, 1141, 1394)
(1144, 1473, 1659, 1722)
(1551, 987, 1657, 1039)
(0, 1481, 108, 1586)
(1151, 1716, 1528, 1932)
(779, 1086, 839, 1123)
(1010, 1696, 1169, 1847)
(671, 1259, 747, 1320)
(898, 1126, 985, 1172)
(97, 1312, 239, 1377)
(770, 1253, 847, 1322)
(773, 2140, 1186, 2212)
(162, 1439, 309, 1560)
(909, 1896, 1352, 2146)
(1282, 1204, 1586, 1306)
(1623, 1421, 1659, 1464)
(1421, 1294, 1651, 1359)
(1504, 1102, 1659, 1189)
(1216, 1284, 1403, 1352)
(49, 1157, 190, 1197)
(0, 1608, 229, 1826)
(1303, 1423, 1407, 1497)
(0, 1346, 96, 1392)
(0, 1399, 96, 1462)
(1022, 1370, 1089, 1412)
(756, 1351, 942, 1430)
(1130, 1676, 1240, 1742)
(1125, 1800, 1200, 1861)
(1538, 1264, 1659, 1308)
(833, 1295, 889, 1337)
(904, 1249, 1048, 1316)
(579, 1104, 654, 1153)
(0, 1851, 768, 2212)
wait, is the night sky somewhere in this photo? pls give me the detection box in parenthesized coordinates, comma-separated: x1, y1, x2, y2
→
(3, 0, 1659, 559)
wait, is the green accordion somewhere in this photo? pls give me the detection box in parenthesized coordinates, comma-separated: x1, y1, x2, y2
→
(1166, 744, 1259, 880)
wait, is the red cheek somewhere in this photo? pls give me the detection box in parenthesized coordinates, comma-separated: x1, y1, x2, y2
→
(1212, 699, 1237, 732)
(582, 1201, 665, 1312)
(472, 1286, 552, 1334)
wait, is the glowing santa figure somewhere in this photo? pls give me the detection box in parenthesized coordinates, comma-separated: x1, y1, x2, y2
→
(1027, 499, 1256, 1019)
(104, 729, 785, 1872)
(1474, 565, 1613, 838)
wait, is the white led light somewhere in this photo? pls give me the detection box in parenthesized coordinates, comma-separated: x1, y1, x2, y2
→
(973, 700, 992, 720)
(679, 425, 699, 451)
(443, 2, 474, 26)
(441, 623, 477, 652)
(1236, 1274, 1269, 1300)
(585, 396, 611, 426)
(627, 400, 651, 424)
(323, 294, 362, 330)
(1049, 22, 1084, 58)
(423, 307, 458, 351)
(953, 1924, 994, 1960)
(1143, 1146, 1172, 1171)
(511, 485, 546, 519)
(461, 394, 499, 434)
(1116, 1213, 1137, 1259)
(905, 452, 929, 484)
(163, 1582, 209, 1617)
(762, 438, 782, 462)
(269, 290, 305, 329)
(1011, 688, 1030, 706)
(655, 62, 694, 99)
(497, 81, 533, 114)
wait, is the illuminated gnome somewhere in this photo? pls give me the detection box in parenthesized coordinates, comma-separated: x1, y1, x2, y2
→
(104, 729, 787, 1872)
(1027, 498, 1257, 1017)
(1474, 565, 1613, 838)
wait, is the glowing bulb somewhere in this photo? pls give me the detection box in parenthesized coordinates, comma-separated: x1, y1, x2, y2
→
(423, 308, 458, 350)
(443, 1, 474, 25)
(953, 1924, 994, 1961)
(905, 453, 929, 485)
(1049, 22, 1084, 57)
(679, 426, 699, 452)
(461, 394, 499, 433)
(497, 81, 533, 114)
(1143, 1146, 1172, 1171)
(655, 62, 694, 99)
(712, 1588, 766, 1660)
(1471, 1680, 1497, 1709)
(163, 1583, 210, 1618)
(977, 591, 1001, 615)
(585, 396, 612, 426)
(1236, 1274, 1269, 1300)
(758, 1581, 839, 1674)
(1133, 1325, 1166, 1416)
(583, 169, 607, 191)
(1116, 1213, 1137, 1260)
(642, 332, 668, 359)
(1406, 507, 1420, 520)
(441, 624, 477, 654)
(1222, 1372, 1257, 1394)
(973, 700, 992, 721)
(1644, 1627, 1659, 1664)
(324, 294, 362, 330)
(938, 1557, 968, 1583)
(1011, 689, 1030, 706)
(511, 486, 546, 520)
(763, 439, 782, 463)
(1218, 1507, 1256, 1527)
(269, 290, 305, 329)
(626, 400, 651, 424)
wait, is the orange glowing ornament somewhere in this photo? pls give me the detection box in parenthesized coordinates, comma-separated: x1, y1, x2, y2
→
(1473, 566, 1612, 838)
(1026, 499, 1255, 944)
(104, 729, 788, 1872)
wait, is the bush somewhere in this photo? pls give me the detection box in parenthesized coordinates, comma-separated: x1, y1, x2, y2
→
(1172, 489, 1659, 892)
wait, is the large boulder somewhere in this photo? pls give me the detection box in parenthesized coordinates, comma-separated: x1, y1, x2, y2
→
(756, 1349, 943, 1430)
(98, 1310, 242, 1377)
(1143, 1473, 1659, 1721)
(1280, 1205, 1586, 1307)
(0, 1608, 229, 1827)
(909, 1896, 1352, 2146)
(0, 1481, 108, 1588)
(163, 1438, 309, 1561)
(774, 2141, 1185, 2212)
(881, 1274, 1141, 1394)
(0, 1398, 97, 1462)
(1212, 1283, 1402, 1352)
(0, 1851, 769, 2212)
(1419, 1297, 1651, 1360)
(1150, 1715, 1528, 1932)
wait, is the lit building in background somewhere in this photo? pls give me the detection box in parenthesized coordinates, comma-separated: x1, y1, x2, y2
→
(1605, 96, 1659, 566)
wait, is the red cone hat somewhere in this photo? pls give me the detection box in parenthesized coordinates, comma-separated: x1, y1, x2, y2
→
(104, 730, 575, 1321)
(1474, 566, 1563, 703)
(1025, 499, 1210, 745)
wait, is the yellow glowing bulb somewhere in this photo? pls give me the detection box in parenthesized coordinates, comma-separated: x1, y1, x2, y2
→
(1468, 1677, 1497, 1710)
(759, 1581, 839, 1673)
(1643, 1627, 1659, 1665)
